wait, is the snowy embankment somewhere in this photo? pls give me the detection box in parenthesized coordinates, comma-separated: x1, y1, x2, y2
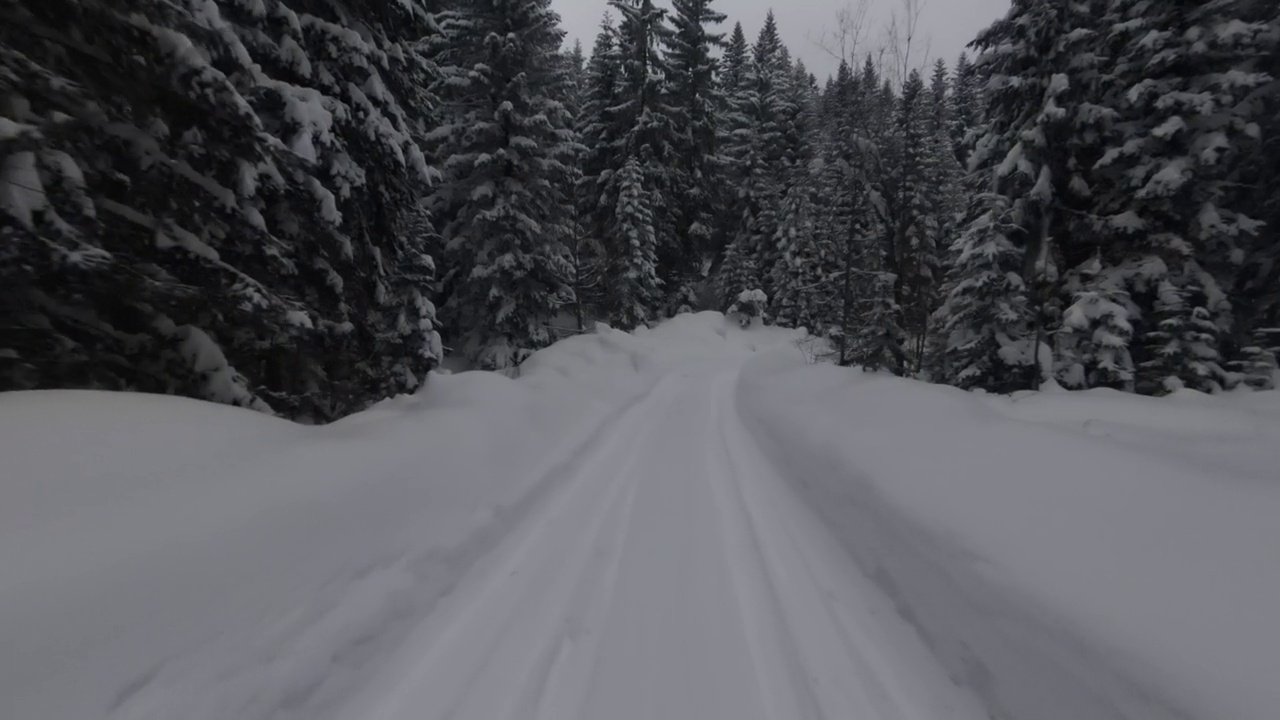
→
(0, 360, 616, 719)
(2, 313, 1278, 720)
(737, 352, 1280, 720)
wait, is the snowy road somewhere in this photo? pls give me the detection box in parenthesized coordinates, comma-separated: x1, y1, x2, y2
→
(343, 365, 982, 720)
(6, 315, 1278, 720)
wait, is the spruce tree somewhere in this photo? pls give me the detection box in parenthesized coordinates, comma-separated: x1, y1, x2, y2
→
(1094, 0, 1271, 393)
(948, 52, 983, 166)
(0, 0, 444, 419)
(717, 12, 790, 305)
(934, 191, 1036, 390)
(577, 18, 624, 246)
(769, 163, 829, 330)
(574, 19, 624, 323)
(604, 0, 682, 321)
(713, 22, 753, 263)
(663, 0, 727, 311)
(606, 158, 663, 329)
(940, 0, 1108, 392)
(431, 0, 576, 370)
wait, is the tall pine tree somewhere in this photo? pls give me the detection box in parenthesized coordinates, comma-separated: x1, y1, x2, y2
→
(431, 0, 576, 369)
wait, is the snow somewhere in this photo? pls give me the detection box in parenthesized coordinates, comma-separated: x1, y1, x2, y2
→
(3, 313, 1277, 720)
(0, 150, 46, 229)
(738, 355, 1280, 720)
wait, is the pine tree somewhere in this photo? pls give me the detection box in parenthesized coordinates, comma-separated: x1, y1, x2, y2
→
(574, 18, 624, 323)
(599, 0, 683, 321)
(1234, 1, 1280, 388)
(577, 18, 624, 244)
(721, 22, 750, 91)
(715, 234, 762, 309)
(769, 162, 831, 330)
(940, 0, 1109, 392)
(948, 52, 983, 166)
(892, 69, 934, 371)
(717, 12, 790, 303)
(606, 158, 663, 329)
(431, 0, 576, 370)
(1057, 255, 1136, 389)
(1094, 0, 1271, 393)
(663, 0, 727, 311)
(917, 60, 963, 373)
(713, 21, 753, 262)
(0, 0, 444, 419)
(934, 191, 1036, 390)
(561, 39, 595, 331)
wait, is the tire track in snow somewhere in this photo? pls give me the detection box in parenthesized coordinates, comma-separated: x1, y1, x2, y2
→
(341, 365, 986, 720)
(717, 372, 986, 720)
(704, 370, 830, 720)
(350, 375, 675, 720)
(109, 374, 675, 720)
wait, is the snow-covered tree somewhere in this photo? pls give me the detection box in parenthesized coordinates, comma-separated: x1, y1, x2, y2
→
(712, 21, 752, 257)
(577, 17, 624, 245)
(1092, 0, 1271, 393)
(431, 0, 576, 369)
(938, 0, 1110, 392)
(717, 12, 792, 303)
(1057, 255, 1136, 389)
(716, 234, 762, 310)
(768, 161, 832, 330)
(948, 51, 983, 165)
(0, 0, 443, 419)
(605, 158, 663, 329)
(934, 191, 1037, 390)
(663, 0, 727, 309)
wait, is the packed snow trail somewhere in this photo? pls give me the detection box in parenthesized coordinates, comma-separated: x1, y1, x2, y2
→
(344, 363, 983, 720)
(5, 314, 1279, 720)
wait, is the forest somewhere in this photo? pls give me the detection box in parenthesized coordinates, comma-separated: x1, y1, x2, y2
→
(2, 0, 1277, 420)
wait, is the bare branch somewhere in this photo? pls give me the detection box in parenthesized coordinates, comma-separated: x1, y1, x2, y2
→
(882, 0, 929, 88)
(810, 0, 872, 68)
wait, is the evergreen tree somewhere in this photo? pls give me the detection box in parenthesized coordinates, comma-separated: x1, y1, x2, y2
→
(940, 0, 1109, 391)
(934, 191, 1036, 390)
(1093, 0, 1271, 393)
(663, 0, 727, 311)
(577, 18, 624, 244)
(0, 0, 443, 419)
(915, 60, 964, 374)
(948, 51, 983, 166)
(712, 21, 752, 259)
(1057, 254, 1137, 389)
(431, 0, 576, 369)
(603, 0, 683, 320)
(717, 12, 790, 304)
(715, 234, 763, 309)
(892, 70, 934, 372)
(721, 22, 750, 91)
(769, 162, 831, 330)
(606, 158, 663, 328)
(574, 19, 624, 322)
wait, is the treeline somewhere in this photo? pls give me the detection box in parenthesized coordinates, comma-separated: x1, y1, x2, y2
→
(2, 0, 1277, 420)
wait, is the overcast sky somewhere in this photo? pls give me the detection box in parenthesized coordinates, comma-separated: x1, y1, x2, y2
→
(553, 0, 1011, 82)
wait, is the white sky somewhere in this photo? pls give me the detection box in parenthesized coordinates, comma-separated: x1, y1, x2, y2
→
(554, 0, 1011, 81)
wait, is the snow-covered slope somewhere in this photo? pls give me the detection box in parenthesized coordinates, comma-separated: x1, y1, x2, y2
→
(2, 313, 1277, 720)
(737, 353, 1280, 720)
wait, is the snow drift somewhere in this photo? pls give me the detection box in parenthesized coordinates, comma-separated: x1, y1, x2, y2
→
(736, 352, 1280, 720)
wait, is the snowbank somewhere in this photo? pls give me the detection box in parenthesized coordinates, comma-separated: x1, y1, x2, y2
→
(0, 376, 618, 719)
(736, 353, 1280, 720)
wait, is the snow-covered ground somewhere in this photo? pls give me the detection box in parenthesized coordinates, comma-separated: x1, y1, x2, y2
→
(2, 313, 1277, 720)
